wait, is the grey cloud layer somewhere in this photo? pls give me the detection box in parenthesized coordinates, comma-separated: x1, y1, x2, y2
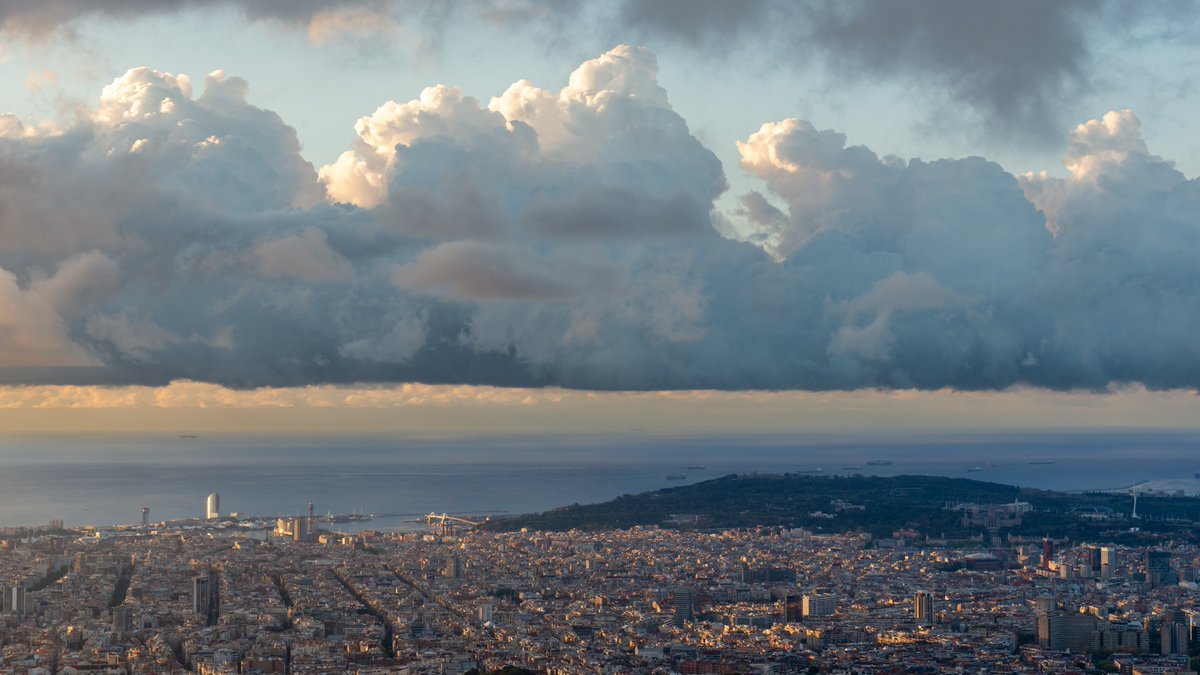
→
(0, 0, 394, 34)
(1, 48, 1198, 391)
(4, 1, 1184, 142)
(494, 0, 1178, 143)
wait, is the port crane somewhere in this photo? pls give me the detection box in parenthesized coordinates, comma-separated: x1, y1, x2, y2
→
(424, 513, 487, 536)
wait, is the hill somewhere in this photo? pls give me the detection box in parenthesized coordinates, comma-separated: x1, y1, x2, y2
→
(480, 473, 1200, 543)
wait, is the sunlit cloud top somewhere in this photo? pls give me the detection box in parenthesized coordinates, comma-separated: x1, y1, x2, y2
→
(0, 3, 1198, 401)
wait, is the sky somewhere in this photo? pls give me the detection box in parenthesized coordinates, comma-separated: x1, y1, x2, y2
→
(1, 1, 1199, 434)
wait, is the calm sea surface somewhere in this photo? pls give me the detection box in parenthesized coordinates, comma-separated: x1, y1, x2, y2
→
(1, 431, 1198, 529)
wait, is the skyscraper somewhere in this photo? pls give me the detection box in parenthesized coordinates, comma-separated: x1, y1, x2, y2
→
(193, 570, 220, 626)
(141, 506, 150, 527)
(672, 588, 694, 628)
(783, 594, 802, 623)
(1041, 537, 1054, 569)
(206, 492, 220, 520)
(1101, 546, 1116, 578)
(113, 605, 132, 637)
(3, 586, 26, 623)
(914, 591, 934, 626)
(1162, 617, 1190, 655)
(1148, 550, 1174, 586)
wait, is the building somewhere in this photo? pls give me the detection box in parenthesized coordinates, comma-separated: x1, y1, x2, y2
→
(206, 492, 220, 520)
(672, 588, 694, 628)
(1041, 537, 1055, 569)
(1101, 546, 1116, 578)
(783, 594, 802, 623)
(802, 593, 837, 618)
(1035, 595, 1056, 614)
(113, 605, 133, 637)
(141, 506, 150, 527)
(1148, 550, 1175, 586)
(1162, 620, 1190, 655)
(914, 591, 934, 626)
(1061, 613, 1097, 653)
(1036, 613, 1063, 650)
(2, 585, 26, 622)
(193, 570, 220, 626)
(1037, 612, 1098, 653)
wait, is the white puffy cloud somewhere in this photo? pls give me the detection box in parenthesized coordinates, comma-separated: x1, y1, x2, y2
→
(0, 48, 1199, 393)
(320, 45, 725, 242)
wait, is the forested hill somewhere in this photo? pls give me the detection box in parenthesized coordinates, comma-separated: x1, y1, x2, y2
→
(480, 473, 1200, 542)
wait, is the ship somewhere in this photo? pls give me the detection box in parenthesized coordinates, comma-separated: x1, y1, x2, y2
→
(1029, 460, 1056, 465)
(967, 466, 983, 472)
(866, 460, 892, 466)
(666, 473, 687, 480)
(179, 434, 199, 439)
(842, 465, 863, 470)
(686, 465, 707, 470)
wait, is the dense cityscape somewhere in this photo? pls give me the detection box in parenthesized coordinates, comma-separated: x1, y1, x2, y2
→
(3, 487, 1200, 674)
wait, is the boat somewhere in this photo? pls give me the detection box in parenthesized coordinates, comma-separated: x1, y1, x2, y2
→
(1029, 460, 1055, 465)
(967, 467, 983, 472)
(866, 460, 892, 466)
(666, 473, 687, 480)
(842, 465, 863, 470)
(179, 434, 198, 439)
(796, 468, 824, 474)
(686, 465, 707, 470)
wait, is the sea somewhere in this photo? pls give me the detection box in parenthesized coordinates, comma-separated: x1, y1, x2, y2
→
(1, 431, 1198, 530)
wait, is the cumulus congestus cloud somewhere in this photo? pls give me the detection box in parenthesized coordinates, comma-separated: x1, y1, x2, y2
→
(0, 46, 1197, 391)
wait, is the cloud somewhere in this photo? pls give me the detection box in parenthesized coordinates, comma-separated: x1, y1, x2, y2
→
(487, 0, 1184, 143)
(0, 265, 97, 368)
(1, 47, 1199, 393)
(254, 227, 351, 282)
(320, 45, 724, 244)
(6, 0, 1188, 142)
(0, 0, 398, 41)
(393, 241, 612, 301)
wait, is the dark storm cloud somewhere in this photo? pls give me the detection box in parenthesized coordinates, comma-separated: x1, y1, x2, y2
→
(1, 48, 1199, 392)
(491, 0, 1178, 143)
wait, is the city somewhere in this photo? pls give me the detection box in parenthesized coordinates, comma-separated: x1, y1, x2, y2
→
(4, 2, 1200, 674)
(3, 490, 1200, 674)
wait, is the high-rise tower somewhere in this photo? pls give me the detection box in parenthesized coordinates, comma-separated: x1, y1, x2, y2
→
(672, 588, 694, 628)
(193, 569, 220, 626)
(914, 591, 934, 626)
